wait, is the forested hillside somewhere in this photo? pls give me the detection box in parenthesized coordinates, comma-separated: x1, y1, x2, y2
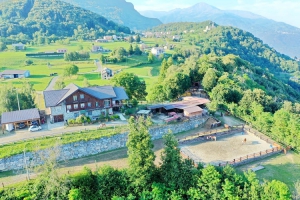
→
(62, 0, 162, 30)
(150, 22, 300, 90)
(0, 0, 130, 41)
(142, 2, 300, 58)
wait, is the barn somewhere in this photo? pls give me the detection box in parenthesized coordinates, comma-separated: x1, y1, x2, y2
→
(0, 70, 30, 79)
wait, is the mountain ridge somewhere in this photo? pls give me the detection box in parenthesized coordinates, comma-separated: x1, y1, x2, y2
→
(62, 0, 162, 30)
(141, 2, 300, 58)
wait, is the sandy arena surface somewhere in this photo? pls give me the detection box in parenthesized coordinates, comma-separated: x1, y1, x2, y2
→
(180, 132, 272, 165)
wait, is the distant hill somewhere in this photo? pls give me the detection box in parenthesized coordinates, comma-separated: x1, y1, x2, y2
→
(141, 2, 300, 58)
(62, 0, 162, 30)
(150, 22, 300, 94)
(0, 0, 130, 39)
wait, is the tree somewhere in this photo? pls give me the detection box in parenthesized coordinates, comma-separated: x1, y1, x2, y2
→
(83, 78, 90, 87)
(128, 36, 134, 43)
(134, 44, 142, 55)
(202, 68, 217, 92)
(148, 52, 155, 63)
(0, 42, 7, 51)
(128, 44, 134, 55)
(261, 180, 291, 200)
(54, 77, 66, 89)
(63, 65, 79, 77)
(127, 116, 155, 191)
(159, 58, 168, 81)
(164, 73, 191, 100)
(136, 34, 141, 43)
(167, 56, 174, 66)
(24, 59, 33, 66)
(111, 72, 147, 100)
(146, 83, 166, 103)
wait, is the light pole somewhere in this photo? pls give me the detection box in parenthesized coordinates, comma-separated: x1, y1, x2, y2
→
(15, 89, 20, 111)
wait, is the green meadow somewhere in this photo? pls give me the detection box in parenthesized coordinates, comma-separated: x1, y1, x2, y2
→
(0, 40, 162, 94)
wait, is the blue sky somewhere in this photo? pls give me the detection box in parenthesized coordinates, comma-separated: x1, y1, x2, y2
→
(127, 0, 300, 28)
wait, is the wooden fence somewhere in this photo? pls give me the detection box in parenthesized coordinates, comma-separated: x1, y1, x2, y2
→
(179, 125, 283, 167)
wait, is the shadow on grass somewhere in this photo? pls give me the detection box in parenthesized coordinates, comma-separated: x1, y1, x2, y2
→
(29, 75, 49, 78)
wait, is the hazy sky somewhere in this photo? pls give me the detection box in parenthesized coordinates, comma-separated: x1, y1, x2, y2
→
(127, 0, 300, 28)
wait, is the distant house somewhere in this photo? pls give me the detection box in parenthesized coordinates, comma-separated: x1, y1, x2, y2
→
(172, 35, 181, 41)
(43, 83, 128, 123)
(95, 39, 108, 43)
(101, 68, 113, 79)
(12, 43, 25, 50)
(103, 36, 113, 40)
(91, 45, 103, 52)
(140, 43, 148, 51)
(151, 47, 165, 57)
(0, 70, 30, 79)
(57, 49, 67, 53)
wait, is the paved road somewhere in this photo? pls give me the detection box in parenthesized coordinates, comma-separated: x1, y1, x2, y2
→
(45, 76, 59, 91)
(0, 120, 128, 145)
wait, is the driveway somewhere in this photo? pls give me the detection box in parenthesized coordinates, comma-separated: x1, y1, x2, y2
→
(45, 76, 59, 91)
(0, 120, 128, 145)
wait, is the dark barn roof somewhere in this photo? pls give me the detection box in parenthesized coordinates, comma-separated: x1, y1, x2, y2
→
(1, 108, 40, 124)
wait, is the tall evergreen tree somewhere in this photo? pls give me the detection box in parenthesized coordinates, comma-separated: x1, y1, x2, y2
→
(127, 117, 155, 191)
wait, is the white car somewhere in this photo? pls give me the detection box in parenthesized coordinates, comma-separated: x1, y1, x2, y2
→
(28, 125, 42, 132)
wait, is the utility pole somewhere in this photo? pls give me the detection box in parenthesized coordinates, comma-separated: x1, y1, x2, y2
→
(16, 89, 20, 111)
(23, 148, 30, 180)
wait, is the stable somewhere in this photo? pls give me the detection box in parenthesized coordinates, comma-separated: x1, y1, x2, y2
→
(1, 108, 41, 131)
(0, 70, 30, 79)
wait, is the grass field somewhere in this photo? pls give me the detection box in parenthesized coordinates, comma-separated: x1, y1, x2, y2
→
(236, 152, 300, 193)
(0, 40, 161, 92)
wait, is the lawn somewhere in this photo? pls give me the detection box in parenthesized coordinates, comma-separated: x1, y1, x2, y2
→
(0, 40, 162, 92)
(236, 152, 300, 193)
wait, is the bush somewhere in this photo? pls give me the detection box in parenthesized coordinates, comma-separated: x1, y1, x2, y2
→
(24, 59, 33, 65)
(68, 119, 75, 124)
(131, 99, 138, 107)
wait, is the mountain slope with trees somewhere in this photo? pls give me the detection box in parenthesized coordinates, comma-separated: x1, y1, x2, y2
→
(0, 0, 130, 41)
(142, 2, 300, 58)
(149, 22, 300, 92)
(62, 0, 162, 30)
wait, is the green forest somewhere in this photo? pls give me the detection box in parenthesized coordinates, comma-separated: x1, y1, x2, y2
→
(150, 22, 300, 90)
(0, 0, 130, 44)
(0, 118, 292, 200)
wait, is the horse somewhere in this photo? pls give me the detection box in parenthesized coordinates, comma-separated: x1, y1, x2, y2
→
(242, 138, 247, 144)
(211, 136, 217, 141)
(99, 123, 106, 128)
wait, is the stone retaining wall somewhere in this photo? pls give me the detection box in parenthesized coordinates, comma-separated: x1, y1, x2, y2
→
(0, 117, 207, 172)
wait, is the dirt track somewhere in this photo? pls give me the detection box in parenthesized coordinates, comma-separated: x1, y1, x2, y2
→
(180, 132, 271, 165)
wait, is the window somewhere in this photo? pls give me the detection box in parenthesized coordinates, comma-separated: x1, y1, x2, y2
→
(80, 94, 84, 99)
(95, 102, 99, 107)
(80, 103, 85, 108)
(88, 102, 91, 107)
(74, 112, 79, 118)
(67, 105, 71, 110)
(88, 111, 92, 116)
(73, 95, 78, 101)
(55, 106, 61, 111)
(74, 104, 78, 109)
(104, 100, 111, 107)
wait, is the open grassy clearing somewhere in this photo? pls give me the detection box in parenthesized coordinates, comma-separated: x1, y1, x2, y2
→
(0, 40, 162, 92)
(236, 152, 300, 192)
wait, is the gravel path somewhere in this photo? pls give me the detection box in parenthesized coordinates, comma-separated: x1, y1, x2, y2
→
(45, 76, 59, 91)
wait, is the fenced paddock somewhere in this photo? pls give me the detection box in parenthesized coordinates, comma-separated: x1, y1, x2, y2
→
(179, 127, 282, 167)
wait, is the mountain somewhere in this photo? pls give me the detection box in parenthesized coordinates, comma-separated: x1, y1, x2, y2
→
(149, 22, 300, 97)
(0, 0, 130, 39)
(62, 0, 162, 30)
(141, 2, 300, 58)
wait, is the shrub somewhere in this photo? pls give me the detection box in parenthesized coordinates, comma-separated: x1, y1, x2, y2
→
(68, 119, 75, 124)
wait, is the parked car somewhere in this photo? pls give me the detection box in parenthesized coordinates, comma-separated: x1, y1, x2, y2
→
(28, 125, 42, 132)
(31, 121, 39, 126)
(18, 123, 26, 129)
